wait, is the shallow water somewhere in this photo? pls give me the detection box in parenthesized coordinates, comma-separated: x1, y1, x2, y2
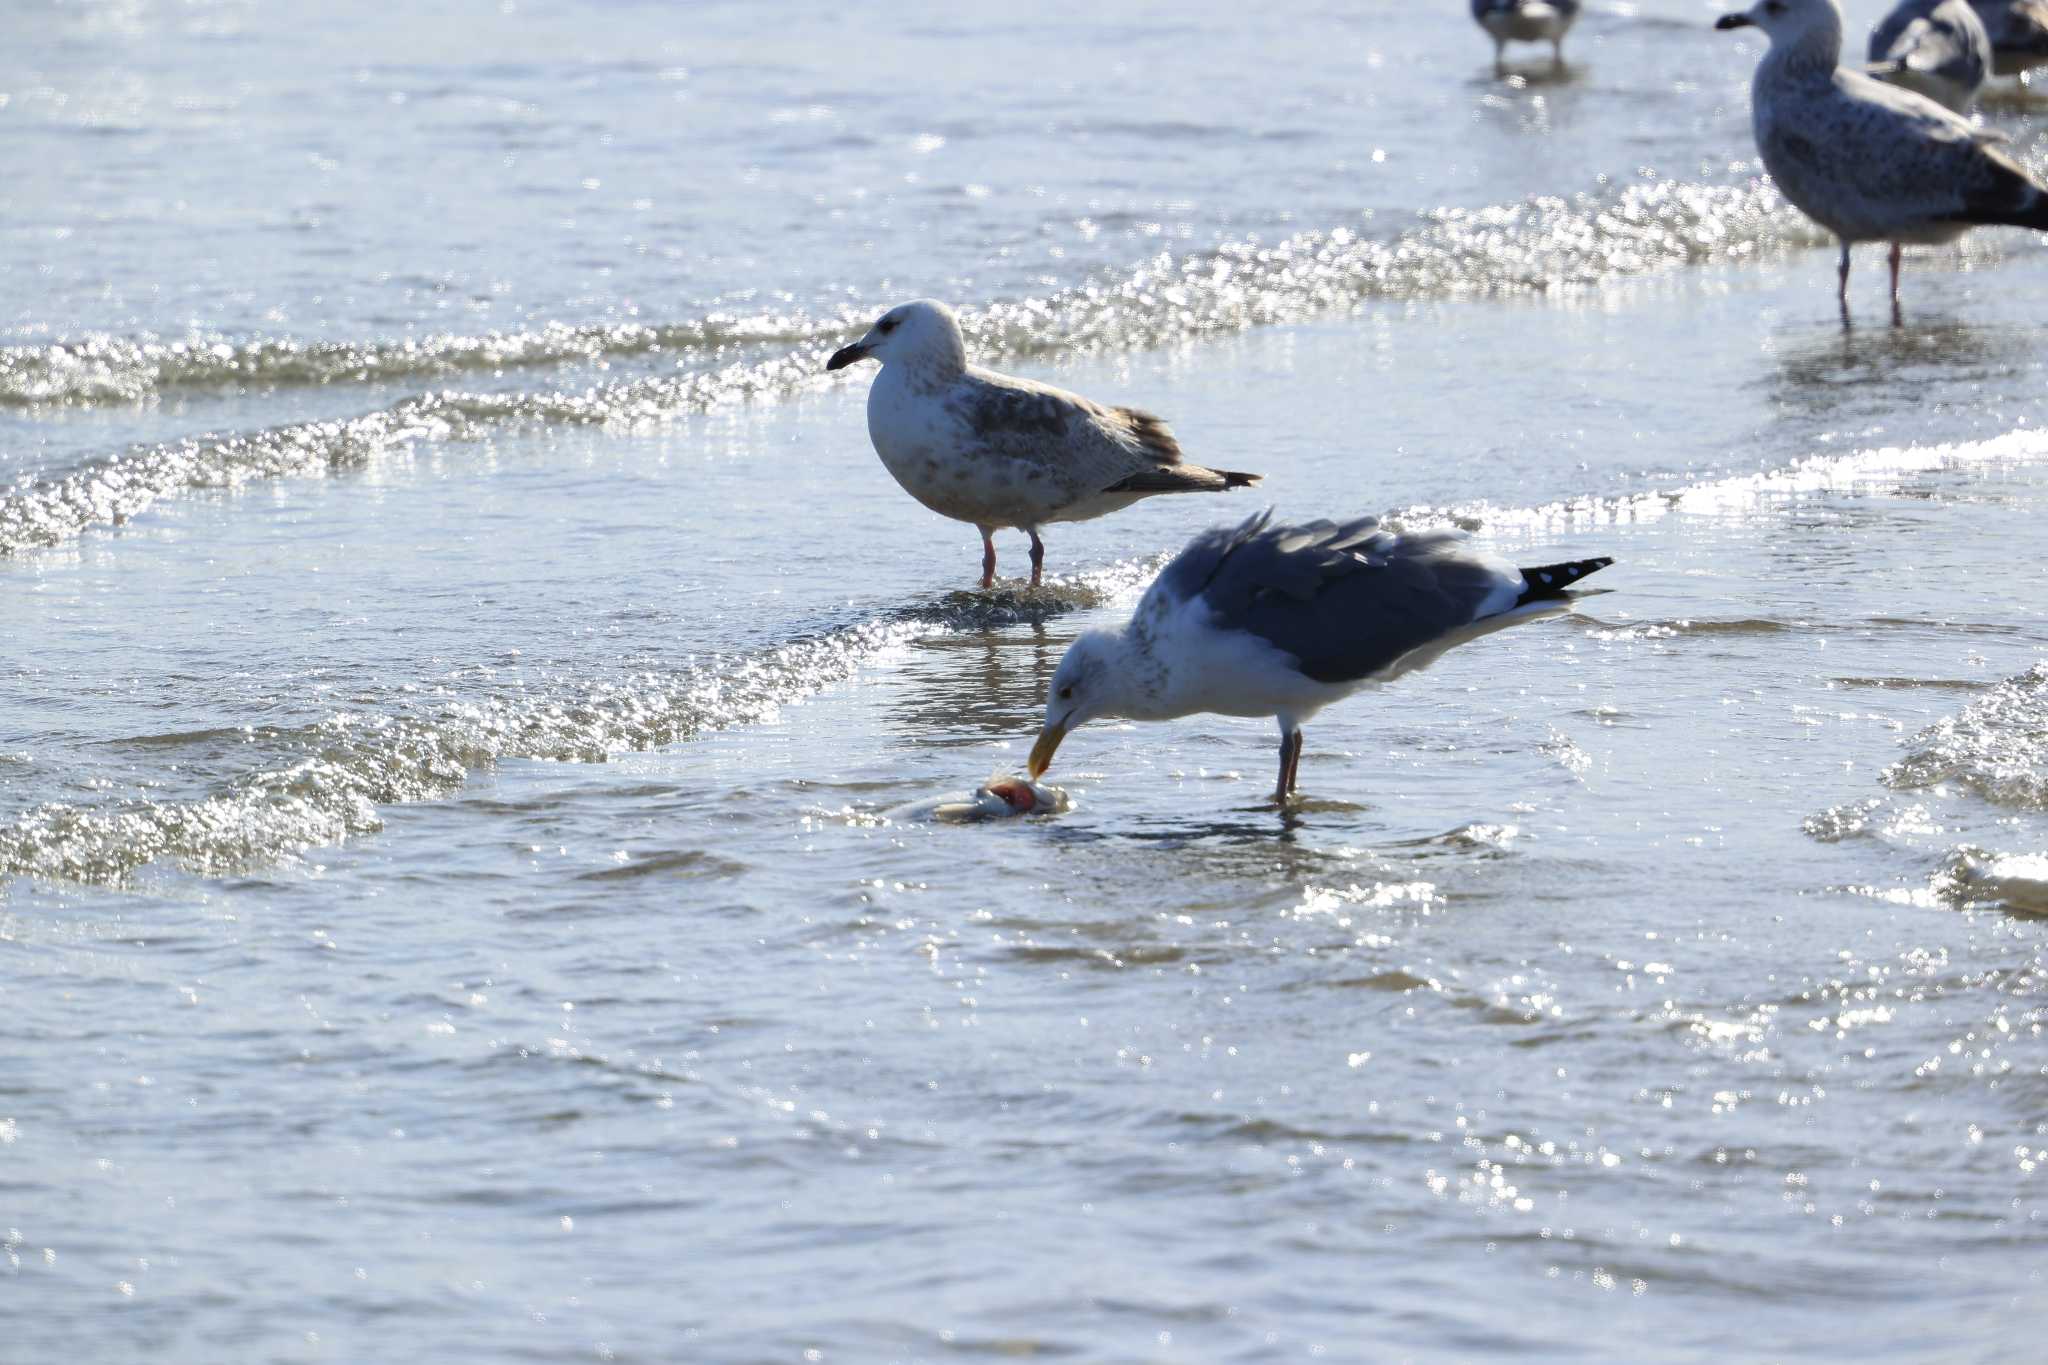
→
(5, 2, 2047, 1359)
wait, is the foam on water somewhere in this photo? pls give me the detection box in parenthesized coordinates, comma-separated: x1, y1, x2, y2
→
(0, 313, 827, 408)
(1396, 428, 2048, 534)
(1938, 849, 2048, 915)
(1886, 661, 2048, 810)
(1806, 661, 2048, 917)
(0, 571, 1150, 889)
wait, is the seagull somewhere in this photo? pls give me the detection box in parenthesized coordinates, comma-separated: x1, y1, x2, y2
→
(1865, 0, 1992, 111)
(1716, 0, 2048, 317)
(1470, 0, 1583, 72)
(1967, 0, 2048, 77)
(1026, 510, 1613, 804)
(825, 300, 1260, 589)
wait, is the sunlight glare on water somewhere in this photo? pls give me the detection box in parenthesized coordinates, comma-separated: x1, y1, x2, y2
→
(3, 1, 2046, 1360)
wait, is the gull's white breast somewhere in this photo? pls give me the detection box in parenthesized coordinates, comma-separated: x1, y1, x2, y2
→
(1481, 3, 1570, 42)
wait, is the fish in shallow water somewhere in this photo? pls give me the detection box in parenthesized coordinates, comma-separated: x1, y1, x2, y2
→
(926, 773, 1073, 823)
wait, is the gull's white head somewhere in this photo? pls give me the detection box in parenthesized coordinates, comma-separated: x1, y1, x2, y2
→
(1028, 628, 1131, 779)
(824, 298, 969, 379)
(1716, 0, 1844, 55)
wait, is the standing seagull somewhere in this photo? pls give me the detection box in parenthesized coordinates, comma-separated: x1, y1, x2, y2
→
(825, 300, 1259, 589)
(1865, 0, 1993, 111)
(1716, 0, 2048, 318)
(1026, 510, 1612, 804)
(1967, 1, 2048, 77)
(1470, 0, 1583, 72)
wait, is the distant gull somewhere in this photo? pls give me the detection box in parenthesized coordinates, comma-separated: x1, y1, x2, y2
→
(1865, 0, 1992, 111)
(826, 300, 1260, 589)
(1470, 0, 1582, 71)
(1717, 0, 2048, 316)
(1027, 510, 1612, 804)
(1968, 0, 2048, 76)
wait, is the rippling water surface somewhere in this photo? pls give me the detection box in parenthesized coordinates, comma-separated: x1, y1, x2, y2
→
(5, 2, 2047, 1359)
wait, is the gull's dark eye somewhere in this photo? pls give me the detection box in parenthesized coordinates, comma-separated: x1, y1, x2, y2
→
(877, 316, 899, 335)
(1058, 685, 1073, 700)
(1762, 0, 1783, 11)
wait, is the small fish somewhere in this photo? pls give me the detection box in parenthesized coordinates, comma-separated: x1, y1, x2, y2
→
(927, 772, 1072, 823)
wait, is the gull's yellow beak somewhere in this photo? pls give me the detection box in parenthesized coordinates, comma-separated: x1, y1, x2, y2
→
(1027, 718, 1069, 778)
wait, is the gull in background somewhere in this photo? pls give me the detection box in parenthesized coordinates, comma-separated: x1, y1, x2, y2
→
(1968, 0, 2048, 78)
(826, 300, 1259, 589)
(1865, 0, 1993, 111)
(1027, 510, 1612, 804)
(1470, 0, 1583, 72)
(1717, 0, 2048, 318)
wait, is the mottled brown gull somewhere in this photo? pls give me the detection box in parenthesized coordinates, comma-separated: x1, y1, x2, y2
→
(1718, 0, 2048, 317)
(826, 300, 1259, 589)
(1027, 510, 1612, 804)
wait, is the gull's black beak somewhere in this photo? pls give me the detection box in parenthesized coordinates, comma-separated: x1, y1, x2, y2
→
(1714, 13, 1753, 29)
(825, 342, 870, 372)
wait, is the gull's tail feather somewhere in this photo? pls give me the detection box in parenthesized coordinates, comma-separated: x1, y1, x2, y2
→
(1514, 556, 1613, 606)
(1105, 464, 1262, 495)
(1980, 184, 2048, 231)
(1958, 151, 2048, 230)
(2010, 185, 2048, 232)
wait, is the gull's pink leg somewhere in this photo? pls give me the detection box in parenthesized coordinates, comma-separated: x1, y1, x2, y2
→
(1888, 242, 1904, 325)
(1274, 726, 1304, 803)
(1837, 241, 1852, 325)
(979, 527, 997, 591)
(1027, 529, 1045, 587)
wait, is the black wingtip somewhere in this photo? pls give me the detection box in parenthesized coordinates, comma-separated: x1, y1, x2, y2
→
(1516, 555, 1614, 605)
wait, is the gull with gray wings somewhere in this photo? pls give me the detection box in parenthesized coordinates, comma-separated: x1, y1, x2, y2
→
(826, 300, 1259, 589)
(1718, 0, 2048, 318)
(1865, 0, 1992, 111)
(1028, 510, 1613, 804)
(1470, 0, 1583, 71)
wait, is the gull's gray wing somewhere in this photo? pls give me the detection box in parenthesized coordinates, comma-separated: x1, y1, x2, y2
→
(1760, 71, 2048, 237)
(1471, 0, 1581, 18)
(1154, 513, 1589, 686)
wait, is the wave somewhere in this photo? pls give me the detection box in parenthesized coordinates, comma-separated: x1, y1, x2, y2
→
(0, 171, 1840, 555)
(15, 419, 2048, 885)
(0, 568, 1155, 888)
(1886, 662, 2048, 811)
(1390, 429, 2048, 535)
(3, 170, 1821, 413)
(0, 313, 833, 409)
(1936, 847, 2048, 916)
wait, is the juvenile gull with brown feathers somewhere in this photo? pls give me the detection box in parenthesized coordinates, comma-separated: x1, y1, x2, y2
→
(826, 300, 1259, 588)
